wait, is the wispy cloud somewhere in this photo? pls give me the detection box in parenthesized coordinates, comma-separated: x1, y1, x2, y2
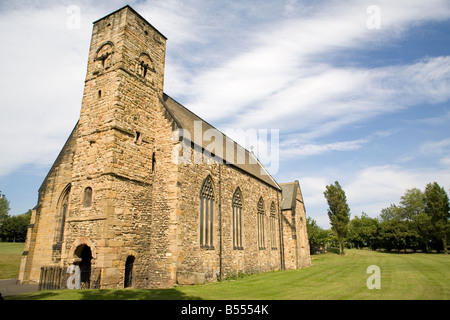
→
(0, 3, 93, 176)
(345, 165, 450, 217)
(281, 139, 368, 157)
(1, 0, 449, 222)
(420, 138, 450, 156)
(178, 0, 450, 140)
(298, 164, 450, 227)
(1, 1, 449, 178)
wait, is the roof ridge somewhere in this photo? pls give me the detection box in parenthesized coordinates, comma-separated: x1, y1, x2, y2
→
(161, 93, 281, 190)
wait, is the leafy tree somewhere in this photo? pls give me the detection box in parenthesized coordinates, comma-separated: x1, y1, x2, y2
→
(324, 181, 350, 255)
(348, 213, 379, 249)
(379, 204, 402, 222)
(1, 210, 31, 242)
(0, 192, 31, 242)
(424, 182, 450, 254)
(379, 219, 420, 252)
(306, 217, 330, 254)
(0, 192, 11, 240)
(0, 192, 10, 223)
(400, 188, 425, 221)
(412, 212, 433, 253)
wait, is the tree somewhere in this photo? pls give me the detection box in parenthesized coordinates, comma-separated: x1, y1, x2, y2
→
(306, 217, 330, 254)
(398, 188, 433, 252)
(378, 219, 419, 252)
(0, 192, 11, 240)
(324, 181, 350, 255)
(424, 182, 450, 254)
(0, 210, 31, 242)
(0, 192, 31, 242)
(379, 204, 402, 222)
(400, 188, 425, 221)
(412, 212, 433, 253)
(0, 192, 10, 223)
(348, 213, 379, 249)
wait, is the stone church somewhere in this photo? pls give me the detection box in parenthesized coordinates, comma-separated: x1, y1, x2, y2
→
(19, 5, 310, 289)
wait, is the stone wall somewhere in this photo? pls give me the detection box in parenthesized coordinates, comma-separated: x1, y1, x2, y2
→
(19, 124, 78, 283)
(281, 183, 311, 270)
(175, 150, 283, 284)
(294, 183, 311, 269)
(19, 6, 311, 289)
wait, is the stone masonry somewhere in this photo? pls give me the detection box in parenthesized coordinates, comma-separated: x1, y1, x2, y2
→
(19, 5, 311, 289)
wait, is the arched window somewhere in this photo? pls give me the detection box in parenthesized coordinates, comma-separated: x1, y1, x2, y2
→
(200, 176, 214, 249)
(270, 202, 277, 250)
(52, 184, 70, 261)
(83, 187, 92, 208)
(95, 42, 114, 70)
(232, 188, 243, 250)
(257, 197, 265, 250)
(137, 52, 154, 78)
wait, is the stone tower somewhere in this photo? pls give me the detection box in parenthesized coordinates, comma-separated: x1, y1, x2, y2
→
(20, 6, 180, 288)
(69, 5, 175, 288)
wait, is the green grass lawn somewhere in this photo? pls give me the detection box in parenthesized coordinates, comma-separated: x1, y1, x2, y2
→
(5, 249, 450, 300)
(0, 242, 24, 280)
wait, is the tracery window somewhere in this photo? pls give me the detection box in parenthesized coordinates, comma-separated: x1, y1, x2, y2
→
(200, 176, 214, 249)
(52, 184, 70, 261)
(270, 202, 277, 250)
(232, 188, 243, 250)
(257, 197, 265, 250)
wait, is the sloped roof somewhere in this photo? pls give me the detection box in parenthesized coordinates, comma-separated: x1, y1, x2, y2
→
(280, 181, 301, 210)
(161, 93, 280, 190)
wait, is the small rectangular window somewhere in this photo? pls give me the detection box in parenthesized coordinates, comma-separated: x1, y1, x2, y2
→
(135, 132, 143, 145)
(83, 187, 92, 207)
(152, 152, 156, 172)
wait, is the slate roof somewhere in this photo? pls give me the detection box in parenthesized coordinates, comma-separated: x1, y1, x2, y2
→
(280, 181, 302, 210)
(161, 93, 280, 190)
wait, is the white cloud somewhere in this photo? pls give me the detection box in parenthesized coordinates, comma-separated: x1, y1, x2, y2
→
(418, 138, 450, 169)
(1, 0, 450, 217)
(180, 0, 450, 139)
(281, 139, 368, 157)
(1, 0, 449, 178)
(345, 165, 450, 219)
(440, 157, 450, 166)
(0, 4, 94, 176)
(298, 164, 450, 228)
(420, 138, 450, 155)
(137, 0, 209, 47)
(0, 1, 208, 177)
(298, 176, 329, 206)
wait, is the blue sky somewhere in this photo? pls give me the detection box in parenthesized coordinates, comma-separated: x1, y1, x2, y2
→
(0, 0, 449, 228)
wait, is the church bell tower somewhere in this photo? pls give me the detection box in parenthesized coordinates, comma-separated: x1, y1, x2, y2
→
(59, 6, 173, 288)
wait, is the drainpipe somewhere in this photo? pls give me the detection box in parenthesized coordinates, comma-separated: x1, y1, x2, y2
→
(277, 192, 285, 270)
(219, 164, 223, 281)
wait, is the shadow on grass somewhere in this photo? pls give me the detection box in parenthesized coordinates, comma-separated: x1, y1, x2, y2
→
(79, 288, 203, 300)
(325, 248, 340, 255)
(7, 288, 203, 300)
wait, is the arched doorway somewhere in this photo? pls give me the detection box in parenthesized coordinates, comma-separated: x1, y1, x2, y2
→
(74, 245, 92, 289)
(124, 256, 135, 288)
